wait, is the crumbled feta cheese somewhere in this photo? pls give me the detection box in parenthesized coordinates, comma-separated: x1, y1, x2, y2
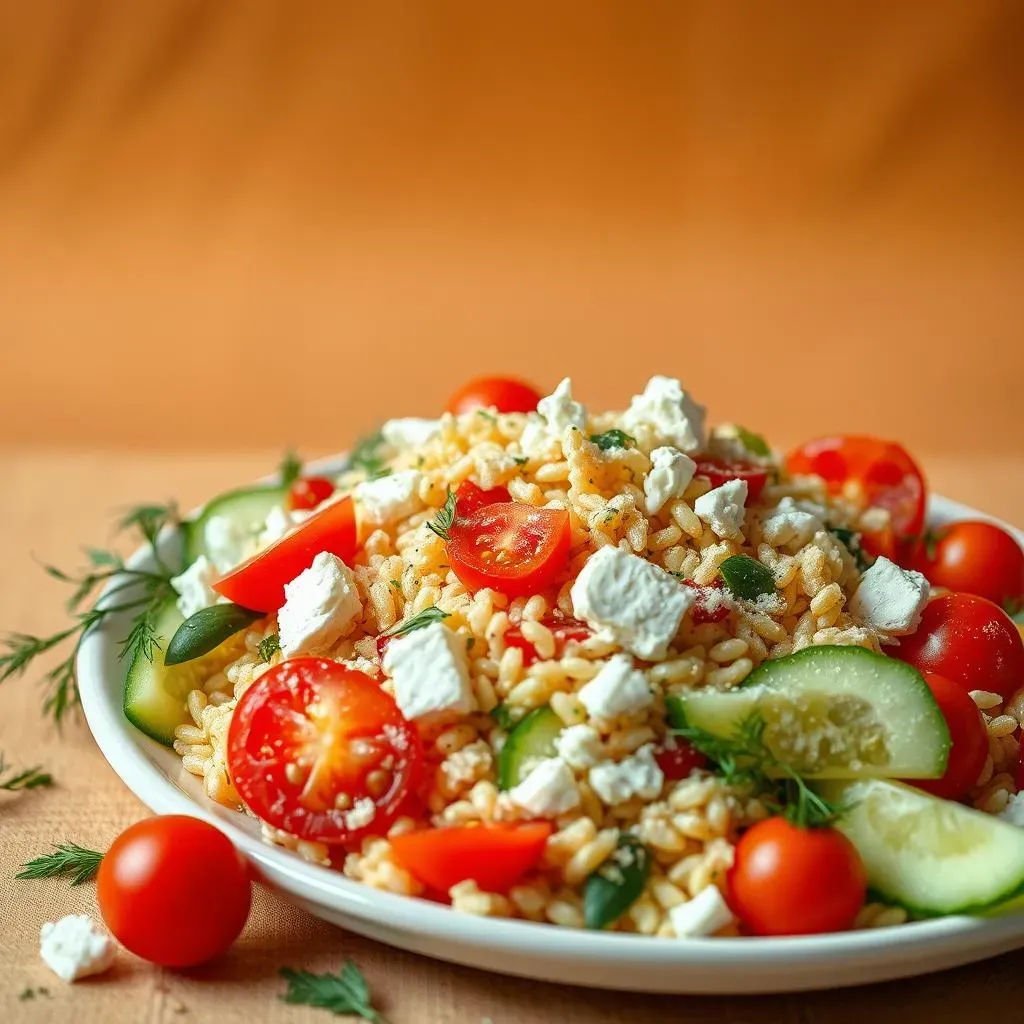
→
(537, 377, 587, 436)
(760, 496, 824, 549)
(555, 724, 605, 770)
(849, 556, 930, 636)
(1000, 793, 1024, 827)
(441, 739, 494, 788)
(644, 446, 697, 516)
(382, 417, 441, 448)
(278, 552, 362, 655)
(669, 886, 735, 938)
(355, 469, 423, 527)
(621, 376, 707, 453)
(588, 745, 665, 805)
(509, 757, 580, 817)
(261, 504, 295, 545)
(382, 622, 473, 721)
(170, 554, 223, 618)
(203, 513, 257, 573)
(570, 546, 694, 660)
(39, 915, 116, 983)
(578, 654, 654, 721)
(694, 479, 748, 540)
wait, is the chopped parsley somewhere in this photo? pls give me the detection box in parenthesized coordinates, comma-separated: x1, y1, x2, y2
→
(589, 429, 637, 452)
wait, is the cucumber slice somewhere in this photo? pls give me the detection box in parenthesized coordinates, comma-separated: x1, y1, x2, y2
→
(817, 778, 1024, 915)
(497, 706, 564, 790)
(123, 596, 245, 746)
(667, 646, 949, 779)
(184, 485, 288, 565)
(165, 603, 263, 666)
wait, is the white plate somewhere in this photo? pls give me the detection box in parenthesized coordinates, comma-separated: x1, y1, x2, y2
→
(77, 481, 1024, 994)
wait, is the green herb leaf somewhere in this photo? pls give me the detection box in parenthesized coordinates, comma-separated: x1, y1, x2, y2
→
(280, 449, 303, 488)
(512, 455, 529, 466)
(347, 432, 391, 481)
(380, 607, 450, 640)
(589, 429, 637, 452)
(735, 426, 771, 458)
(0, 753, 53, 792)
(584, 834, 651, 929)
(17, 843, 104, 885)
(718, 554, 776, 601)
(828, 525, 872, 572)
(426, 490, 457, 542)
(489, 703, 515, 730)
(259, 633, 282, 662)
(279, 963, 388, 1023)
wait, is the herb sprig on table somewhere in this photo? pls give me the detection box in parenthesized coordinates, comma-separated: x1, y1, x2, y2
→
(0, 753, 52, 793)
(280, 962, 389, 1023)
(16, 842, 105, 885)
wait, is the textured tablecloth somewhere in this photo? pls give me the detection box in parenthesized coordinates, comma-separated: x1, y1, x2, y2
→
(1, 448, 1023, 1024)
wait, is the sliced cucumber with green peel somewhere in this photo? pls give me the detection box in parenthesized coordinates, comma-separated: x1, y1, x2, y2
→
(165, 603, 263, 666)
(184, 485, 288, 565)
(667, 646, 949, 779)
(497, 706, 564, 790)
(817, 778, 1024, 916)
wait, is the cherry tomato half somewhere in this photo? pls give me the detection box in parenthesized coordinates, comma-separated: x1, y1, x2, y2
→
(894, 592, 1024, 701)
(227, 659, 423, 844)
(390, 823, 552, 893)
(455, 479, 511, 517)
(503, 615, 593, 667)
(212, 496, 357, 612)
(447, 502, 572, 598)
(446, 376, 543, 416)
(913, 521, 1024, 615)
(905, 673, 988, 801)
(289, 475, 336, 512)
(97, 816, 251, 967)
(654, 740, 708, 781)
(693, 457, 769, 502)
(728, 818, 866, 936)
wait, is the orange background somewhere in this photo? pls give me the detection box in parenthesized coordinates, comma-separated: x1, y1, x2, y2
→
(0, 1, 1021, 458)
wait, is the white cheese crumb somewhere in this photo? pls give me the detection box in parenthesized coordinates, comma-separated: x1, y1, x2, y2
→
(278, 552, 362, 655)
(644, 446, 697, 515)
(694, 479, 749, 540)
(555, 724, 605, 770)
(382, 417, 441, 448)
(670, 886, 735, 938)
(538, 377, 587, 436)
(257, 504, 312, 549)
(509, 757, 580, 817)
(1000, 793, 1024, 827)
(577, 654, 654, 722)
(588, 745, 665, 806)
(570, 546, 694, 660)
(848, 556, 930, 636)
(170, 554, 224, 619)
(39, 915, 116, 983)
(203, 513, 258, 573)
(760, 496, 823, 549)
(382, 622, 473, 722)
(621, 375, 707, 453)
(355, 469, 423, 527)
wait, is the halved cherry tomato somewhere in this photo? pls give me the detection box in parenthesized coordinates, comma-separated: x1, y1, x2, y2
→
(390, 823, 552, 893)
(654, 740, 708, 781)
(503, 615, 593, 667)
(289, 476, 336, 512)
(905, 673, 988, 801)
(447, 503, 571, 598)
(693, 457, 769, 501)
(786, 437, 927, 556)
(212, 496, 357, 612)
(859, 521, 896, 562)
(681, 579, 731, 625)
(446, 376, 543, 416)
(227, 659, 423, 844)
(455, 479, 511, 517)
(894, 592, 1024, 701)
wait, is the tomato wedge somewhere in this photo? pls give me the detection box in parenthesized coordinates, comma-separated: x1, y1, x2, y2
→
(654, 740, 708, 780)
(503, 615, 592, 667)
(390, 823, 552, 893)
(693, 457, 769, 501)
(212, 496, 357, 611)
(446, 502, 571, 598)
(227, 659, 423, 844)
(455, 480, 511, 517)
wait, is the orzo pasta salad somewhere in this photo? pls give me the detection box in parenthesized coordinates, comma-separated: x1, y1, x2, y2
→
(124, 374, 1024, 938)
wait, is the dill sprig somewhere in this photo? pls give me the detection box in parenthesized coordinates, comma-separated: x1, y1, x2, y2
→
(347, 431, 391, 481)
(426, 490, 457, 542)
(0, 503, 181, 725)
(380, 606, 450, 640)
(279, 450, 303, 488)
(16, 842, 104, 885)
(279, 963, 388, 1023)
(0, 753, 52, 792)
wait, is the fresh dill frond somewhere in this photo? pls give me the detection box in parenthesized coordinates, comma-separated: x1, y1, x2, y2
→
(0, 753, 53, 792)
(16, 843, 104, 885)
(380, 607, 450, 639)
(426, 490, 457, 542)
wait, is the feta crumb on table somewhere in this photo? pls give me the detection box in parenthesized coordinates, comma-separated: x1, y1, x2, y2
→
(169, 554, 223, 619)
(670, 886, 736, 938)
(694, 479, 749, 540)
(382, 621, 473, 722)
(509, 757, 580, 817)
(588, 744, 665, 806)
(39, 915, 116, 983)
(382, 417, 441, 448)
(355, 469, 423, 527)
(644, 446, 697, 515)
(578, 654, 654, 722)
(848, 556, 930, 636)
(278, 552, 362, 656)
(621, 375, 707, 453)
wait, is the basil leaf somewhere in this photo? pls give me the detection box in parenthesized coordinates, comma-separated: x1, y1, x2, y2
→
(589, 429, 636, 452)
(718, 555, 776, 601)
(584, 835, 651, 930)
(735, 426, 771, 458)
(165, 604, 263, 666)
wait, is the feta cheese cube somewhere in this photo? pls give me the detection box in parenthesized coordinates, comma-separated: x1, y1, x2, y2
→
(170, 554, 223, 619)
(848, 556, 930, 636)
(537, 377, 587, 436)
(621, 375, 707, 453)
(570, 546, 694, 660)
(588, 745, 665, 805)
(555, 723, 604, 770)
(382, 621, 473, 722)
(694, 479, 749, 540)
(39, 915, 116, 983)
(760, 496, 823, 549)
(644, 446, 697, 515)
(578, 654, 654, 721)
(508, 757, 580, 817)
(256, 504, 313, 549)
(203, 513, 257, 573)
(382, 417, 441, 448)
(669, 886, 735, 938)
(355, 469, 423, 527)
(1000, 793, 1024, 827)
(278, 552, 362, 656)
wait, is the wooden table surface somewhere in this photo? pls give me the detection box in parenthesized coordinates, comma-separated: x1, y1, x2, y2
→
(2, 447, 1023, 1024)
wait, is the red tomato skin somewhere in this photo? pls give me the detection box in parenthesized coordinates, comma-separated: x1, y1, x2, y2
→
(446, 377, 543, 416)
(694, 458, 769, 501)
(914, 521, 1024, 613)
(681, 579, 731, 625)
(728, 818, 867, 936)
(503, 616, 592, 667)
(96, 816, 251, 968)
(212, 497, 357, 612)
(390, 824, 552, 893)
(455, 480, 511, 517)
(654, 741, 709, 780)
(894, 593, 1024, 701)
(288, 476, 336, 512)
(907, 673, 988, 800)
